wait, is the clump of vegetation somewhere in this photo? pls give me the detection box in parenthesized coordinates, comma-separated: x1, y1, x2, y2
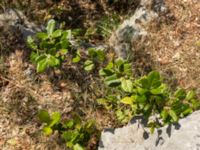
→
(27, 19, 73, 72)
(27, 19, 105, 73)
(38, 110, 99, 150)
(99, 67, 200, 132)
(29, 19, 200, 149)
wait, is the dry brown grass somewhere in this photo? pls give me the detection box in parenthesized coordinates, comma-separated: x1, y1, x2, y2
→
(142, 0, 200, 93)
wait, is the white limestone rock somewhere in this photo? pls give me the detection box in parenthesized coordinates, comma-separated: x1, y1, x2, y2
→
(99, 110, 200, 150)
(109, 0, 167, 59)
(0, 9, 42, 38)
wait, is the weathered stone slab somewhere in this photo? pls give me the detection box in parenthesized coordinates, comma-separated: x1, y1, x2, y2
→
(99, 110, 200, 150)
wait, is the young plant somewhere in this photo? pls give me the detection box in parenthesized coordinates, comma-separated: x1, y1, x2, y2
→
(27, 19, 73, 72)
(38, 110, 99, 150)
(99, 69, 200, 132)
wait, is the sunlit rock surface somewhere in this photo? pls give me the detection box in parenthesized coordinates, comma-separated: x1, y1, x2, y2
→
(99, 110, 200, 150)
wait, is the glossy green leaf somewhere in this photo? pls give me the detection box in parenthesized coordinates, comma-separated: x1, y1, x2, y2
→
(182, 108, 193, 116)
(148, 71, 161, 88)
(186, 90, 196, 100)
(46, 19, 56, 36)
(73, 144, 84, 150)
(43, 126, 53, 135)
(84, 60, 94, 71)
(148, 71, 160, 83)
(161, 109, 168, 121)
(168, 110, 178, 122)
(72, 50, 81, 63)
(49, 112, 61, 127)
(36, 32, 48, 40)
(52, 29, 62, 38)
(99, 68, 113, 77)
(62, 131, 74, 141)
(139, 78, 150, 89)
(105, 74, 121, 87)
(174, 88, 186, 100)
(30, 52, 39, 63)
(37, 58, 48, 72)
(96, 50, 105, 62)
(47, 55, 60, 67)
(150, 84, 167, 95)
(136, 95, 147, 103)
(27, 36, 37, 50)
(121, 97, 133, 105)
(121, 78, 133, 93)
(63, 120, 74, 129)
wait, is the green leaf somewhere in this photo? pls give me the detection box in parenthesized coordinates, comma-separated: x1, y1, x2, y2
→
(139, 78, 150, 89)
(36, 32, 48, 40)
(161, 109, 168, 121)
(104, 74, 121, 87)
(52, 29, 62, 38)
(46, 19, 56, 36)
(88, 48, 97, 57)
(49, 112, 61, 127)
(137, 87, 148, 95)
(148, 71, 160, 82)
(186, 90, 196, 100)
(123, 63, 132, 75)
(63, 120, 74, 129)
(147, 71, 161, 88)
(30, 52, 39, 63)
(43, 126, 53, 135)
(38, 110, 51, 124)
(62, 131, 74, 141)
(47, 55, 60, 67)
(36, 54, 60, 72)
(99, 69, 113, 77)
(27, 36, 37, 50)
(72, 51, 81, 63)
(174, 88, 186, 100)
(84, 60, 94, 71)
(121, 97, 133, 105)
(136, 95, 147, 103)
(73, 144, 84, 150)
(150, 84, 167, 95)
(121, 78, 133, 93)
(96, 50, 105, 62)
(60, 40, 70, 49)
(168, 110, 178, 122)
(182, 108, 193, 116)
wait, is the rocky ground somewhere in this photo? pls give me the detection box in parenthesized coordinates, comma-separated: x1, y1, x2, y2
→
(0, 0, 200, 150)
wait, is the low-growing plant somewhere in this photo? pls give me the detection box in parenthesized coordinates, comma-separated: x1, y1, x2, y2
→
(27, 19, 106, 73)
(27, 19, 83, 73)
(99, 66, 200, 132)
(38, 110, 99, 150)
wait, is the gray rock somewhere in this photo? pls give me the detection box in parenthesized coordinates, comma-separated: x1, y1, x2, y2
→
(0, 9, 43, 39)
(109, 0, 167, 59)
(99, 110, 200, 150)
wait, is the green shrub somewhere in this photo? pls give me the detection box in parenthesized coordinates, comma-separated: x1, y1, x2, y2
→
(27, 19, 106, 73)
(99, 65, 200, 132)
(27, 19, 72, 72)
(38, 110, 99, 150)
